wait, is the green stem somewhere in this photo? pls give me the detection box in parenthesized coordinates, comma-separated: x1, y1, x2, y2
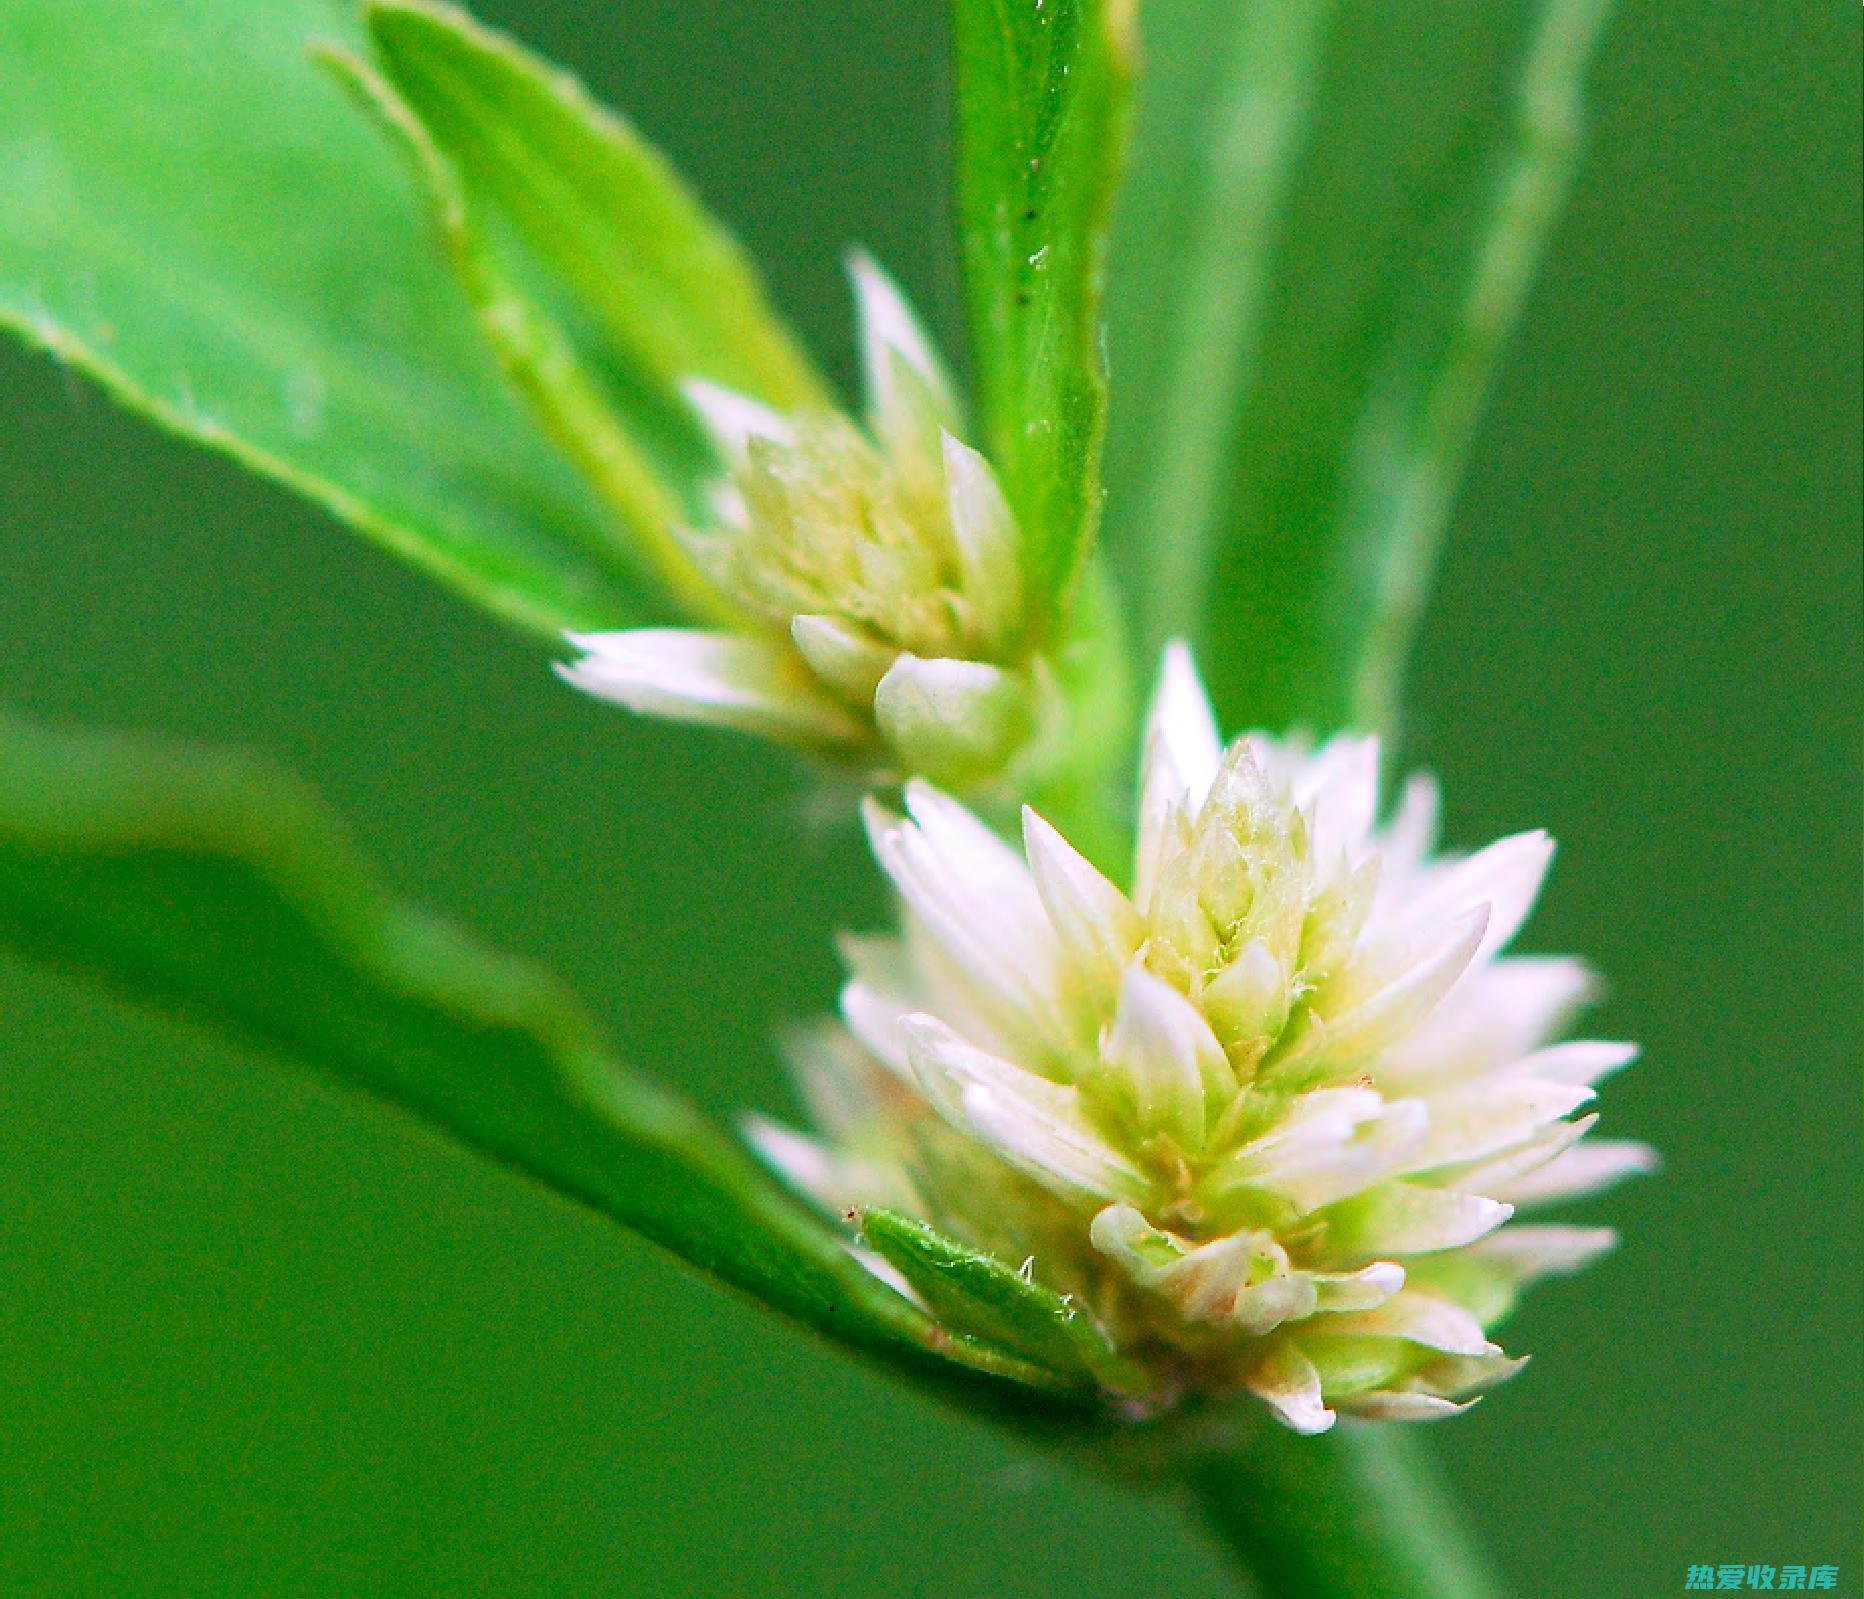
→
(1188, 1423, 1506, 1599)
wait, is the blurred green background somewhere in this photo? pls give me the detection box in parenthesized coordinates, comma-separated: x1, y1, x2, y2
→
(0, 1, 1857, 1594)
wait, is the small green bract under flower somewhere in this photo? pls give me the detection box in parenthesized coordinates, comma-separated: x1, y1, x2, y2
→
(751, 645, 1653, 1431)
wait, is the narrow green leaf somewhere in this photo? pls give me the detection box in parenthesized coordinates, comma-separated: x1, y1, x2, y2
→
(952, 0, 1136, 622)
(1104, 0, 1613, 734)
(0, 709, 1097, 1422)
(317, 45, 732, 626)
(862, 1208, 1149, 1396)
(365, 1, 829, 422)
(0, 0, 652, 640)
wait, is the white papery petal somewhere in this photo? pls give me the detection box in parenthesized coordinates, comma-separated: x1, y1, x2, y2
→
(1230, 1273, 1322, 1337)
(839, 981, 916, 1078)
(1327, 1184, 1514, 1258)
(682, 377, 796, 457)
(1399, 830, 1555, 963)
(907, 1017, 1148, 1206)
(558, 629, 859, 743)
(1102, 962, 1231, 1149)
(1392, 1077, 1596, 1176)
(1378, 956, 1597, 1089)
(1323, 1290, 1499, 1356)
(1336, 1390, 1474, 1421)
(1312, 1261, 1407, 1312)
(941, 432, 1022, 643)
(1464, 1225, 1618, 1285)
(848, 248, 959, 433)
(1492, 1139, 1658, 1206)
(1293, 735, 1382, 860)
(1148, 642, 1224, 804)
(1316, 906, 1490, 1064)
(1411, 1350, 1531, 1398)
(874, 655, 1027, 777)
(745, 1117, 918, 1214)
(1246, 1344, 1334, 1435)
(1444, 1112, 1596, 1194)
(1512, 1040, 1640, 1087)
(1210, 1090, 1428, 1216)
(779, 1021, 909, 1134)
(790, 614, 896, 701)
(1135, 645, 1222, 911)
(1022, 808, 1144, 999)
(1377, 772, 1442, 883)
(867, 785, 1073, 1059)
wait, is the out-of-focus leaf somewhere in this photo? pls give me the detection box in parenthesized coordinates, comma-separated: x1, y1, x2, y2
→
(1104, 0, 1613, 734)
(365, 1, 827, 422)
(862, 1208, 1150, 1396)
(951, 0, 1136, 624)
(0, 709, 1100, 1422)
(0, 0, 653, 640)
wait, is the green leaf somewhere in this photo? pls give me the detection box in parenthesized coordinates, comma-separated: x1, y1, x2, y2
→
(861, 1208, 1149, 1396)
(0, 0, 651, 641)
(951, 0, 1136, 624)
(0, 708, 1099, 1423)
(1104, 0, 1613, 734)
(316, 43, 731, 627)
(364, 1, 828, 420)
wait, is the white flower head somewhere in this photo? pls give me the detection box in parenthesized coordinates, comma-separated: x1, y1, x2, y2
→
(559, 252, 1042, 793)
(753, 645, 1654, 1430)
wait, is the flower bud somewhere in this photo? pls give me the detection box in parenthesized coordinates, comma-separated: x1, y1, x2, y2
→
(559, 252, 1055, 795)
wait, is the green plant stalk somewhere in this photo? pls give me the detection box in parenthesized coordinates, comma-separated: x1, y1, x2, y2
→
(1188, 1423, 1505, 1599)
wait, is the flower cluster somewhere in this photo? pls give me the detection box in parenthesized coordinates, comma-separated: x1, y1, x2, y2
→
(750, 646, 1652, 1430)
(559, 254, 1048, 793)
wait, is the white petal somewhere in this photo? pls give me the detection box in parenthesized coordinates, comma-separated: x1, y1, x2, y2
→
(1146, 641, 1224, 808)
(778, 1020, 909, 1135)
(558, 629, 859, 743)
(1392, 1077, 1596, 1176)
(1022, 807, 1144, 998)
(1293, 735, 1382, 860)
(1410, 1350, 1530, 1399)
(1511, 1039, 1639, 1087)
(1464, 1225, 1618, 1285)
(1208, 1090, 1427, 1217)
(941, 432, 1022, 643)
(1101, 962, 1230, 1149)
(906, 1017, 1147, 1206)
(1377, 772, 1441, 879)
(1492, 1139, 1658, 1206)
(1443, 1111, 1596, 1194)
(1325, 1184, 1514, 1259)
(1403, 830, 1555, 963)
(866, 784, 1074, 1060)
(744, 1117, 917, 1214)
(837, 981, 915, 1079)
(1323, 1290, 1499, 1356)
(1377, 955, 1597, 1089)
(874, 655, 1028, 780)
(790, 614, 896, 701)
(1336, 1390, 1475, 1422)
(1247, 1344, 1334, 1435)
(1313, 906, 1490, 1064)
(1312, 1261, 1407, 1312)
(1201, 938, 1292, 1044)
(682, 377, 796, 457)
(847, 248, 959, 432)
